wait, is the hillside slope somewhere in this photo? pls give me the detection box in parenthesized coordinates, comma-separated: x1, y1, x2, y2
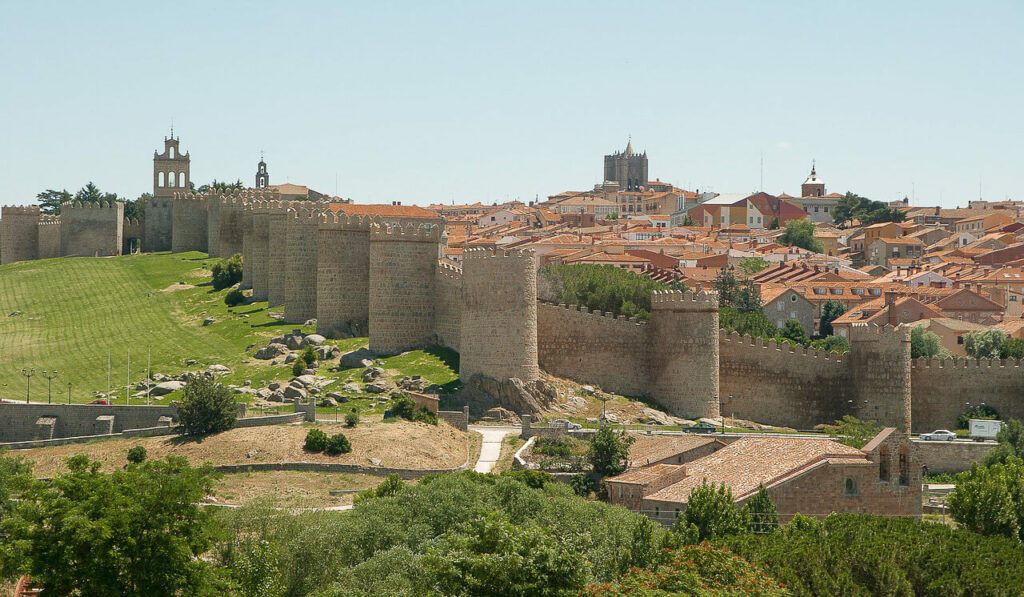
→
(0, 252, 298, 402)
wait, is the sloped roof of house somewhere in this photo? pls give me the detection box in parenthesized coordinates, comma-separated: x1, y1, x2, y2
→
(330, 203, 439, 219)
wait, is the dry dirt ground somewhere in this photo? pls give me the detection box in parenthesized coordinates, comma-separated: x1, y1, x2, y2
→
(19, 420, 471, 478)
(212, 471, 383, 508)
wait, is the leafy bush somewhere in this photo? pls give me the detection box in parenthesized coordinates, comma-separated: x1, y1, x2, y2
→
(304, 428, 329, 453)
(291, 360, 305, 377)
(678, 481, 750, 542)
(949, 457, 1024, 541)
(176, 375, 238, 437)
(958, 403, 999, 429)
(300, 345, 317, 366)
(126, 445, 147, 464)
(965, 329, 1009, 359)
(1000, 337, 1024, 359)
(225, 288, 246, 307)
(586, 543, 787, 596)
(983, 419, 1024, 465)
(534, 437, 573, 459)
(387, 394, 438, 425)
(910, 325, 947, 358)
(825, 415, 881, 448)
(587, 427, 635, 477)
(345, 410, 360, 428)
(570, 473, 595, 497)
(719, 306, 778, 340)
(355, 473, 405, 504)
(540, 264, 669, 320)
(325, 433, 352, 455)
(211, 253, 243, 290)
(719, 514, 1024, 595)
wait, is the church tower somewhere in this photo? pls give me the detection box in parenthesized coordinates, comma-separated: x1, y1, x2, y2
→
(255, 155, 269, 189)
(153, 130, 190, 200)
(801, 161, 826, 197)
(603, 138, 649, 191)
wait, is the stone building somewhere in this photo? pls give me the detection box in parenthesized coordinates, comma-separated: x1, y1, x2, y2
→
(147, 134, 190, 251)
(603, 139, 648, 191)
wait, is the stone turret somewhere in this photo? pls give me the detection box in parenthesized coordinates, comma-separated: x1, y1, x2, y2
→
(284, 205, 327, 324)
(171, 192, 208, 253)
(316, 212, 377, 337)
(849, 323, 912, 433)
(266, 200, 291, 307)
(60, 200, 124, 257)
(647, 290, 720, 419)
(367, 222, 443, 354)
(460, 248, 539, 382)
(1, 205, 41, 264)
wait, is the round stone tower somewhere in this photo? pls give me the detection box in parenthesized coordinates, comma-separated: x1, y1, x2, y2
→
(646, 289, 720, 419)
(283, 204, 326, 324)
(367, 222, 441, 355)
(460, 248, 539, 383)
(0, 205, 41, 264)
(316, 212, 376, 338)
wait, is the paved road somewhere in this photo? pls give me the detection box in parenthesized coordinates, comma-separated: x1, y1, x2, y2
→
(471, 426, 516, 473)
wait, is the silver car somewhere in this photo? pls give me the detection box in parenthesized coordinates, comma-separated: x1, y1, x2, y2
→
(920, 429, 957, 441)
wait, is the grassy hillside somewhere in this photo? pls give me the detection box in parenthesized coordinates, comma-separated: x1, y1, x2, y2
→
(0, 252, 293, 402)
(0, 252, 460, 405)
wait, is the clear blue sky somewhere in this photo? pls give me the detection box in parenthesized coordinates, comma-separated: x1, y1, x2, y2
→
(2, 1, 1021, 208)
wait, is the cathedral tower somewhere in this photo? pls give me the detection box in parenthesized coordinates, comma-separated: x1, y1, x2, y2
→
(603, 138, 649, 191)
(801, 161, 826, 197)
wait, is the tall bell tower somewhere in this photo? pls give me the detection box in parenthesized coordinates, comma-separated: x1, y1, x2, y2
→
(153, 129, 190, 199)
(255, 153, 269, 189)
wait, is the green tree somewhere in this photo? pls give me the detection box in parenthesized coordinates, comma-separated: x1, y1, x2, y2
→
(211, 253, 243, 290)
(958, 404, 999, 429)
(230, 539, 284, 597)
(677, 214, 696, 226)
(744, 485, 779, 535)
(225, 288, 246, 307)
(304, 428, 329, 452)
(588, 427, 635, 477)
(910, 325, 946, 358)
(833, 192, 906, 227)
(778, 219, 824, 253)
(35, 189, 72, 214)
(1, 455, 217, 595)
(719, 306, 778, 339)
(819, 299, 847, 337)
(780, 319, 809, 346)
(965, 329, 1009, 359)
(423, 512, 587, 595)
(126, 445, 147, 464)
(324, 433, 352, 455)
(680, 481, 749, 542)
(176, 375, 238, 437)
(714, 268, 762, 312)
(810, 334, 851, 353)
(1001, 337, 1024, 359)
(983, 419, 1024, 466)
(540, 264, 669, 320)
(949, 458, 1024, 542)
(826, 415, 882, 449)
(736, 257, 770, 277)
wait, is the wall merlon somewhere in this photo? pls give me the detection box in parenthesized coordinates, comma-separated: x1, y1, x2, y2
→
(370, 221, 443, 242)
(2, 205, 41, 215)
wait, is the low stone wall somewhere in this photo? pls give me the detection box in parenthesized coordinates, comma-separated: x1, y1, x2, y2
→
(913, 439, 996, 474)
(438, 406, 469, 431)
(212, 454, 473, 480)
(235, 412, 307, 428)
(0, 403, 178, 443)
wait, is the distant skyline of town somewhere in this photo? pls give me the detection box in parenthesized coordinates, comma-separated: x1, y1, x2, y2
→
(3, 2, 1022, 208)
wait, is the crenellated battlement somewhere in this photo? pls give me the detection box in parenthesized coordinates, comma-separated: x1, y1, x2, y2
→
(436, 260, 464, 284)
(37, 215, 61, 226)
(911, 356, 1024, 369)
(1, 205, 41, 215)
(370, 221, 443, 242)
(318, 211, 379, 231)
(848, 322, 910, 344)
(650, 288, 718, 311)
(719, 329, 846, 362)
(462, 247, 535, 260)
(59, 201, 123, 210)
(537, 299, 646, 326)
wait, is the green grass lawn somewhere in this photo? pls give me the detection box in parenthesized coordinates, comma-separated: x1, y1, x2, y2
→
(0, 252, 461, 405)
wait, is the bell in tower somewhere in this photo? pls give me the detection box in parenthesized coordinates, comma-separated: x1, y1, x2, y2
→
(255, 153, 269, 189)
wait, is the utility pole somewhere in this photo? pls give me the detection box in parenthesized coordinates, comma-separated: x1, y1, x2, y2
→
(126, 349, 131, 405)
(107, 349, 111, 397)
(67, 381, 72, 404)
(147, 346, 152, 406)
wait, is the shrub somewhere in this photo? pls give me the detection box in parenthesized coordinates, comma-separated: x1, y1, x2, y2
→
(539, 263, 669, 320)
(680, 481, 750, 542)
(225, 288, 246, 307)
(534, 437, 572, 459)
(177, 375, 237, 437)
(325, 433, 352, 455)
(387, 394, 437, 425)
(355, 473, 405, 504)
(300, 345, 317, 366)
(570, 473, 595, 497)
(825, 415, 881, 449)
(126, 446, 147, 464)
(588, 427, 635, 477)
(291, 360, 305, 377)
(304, 429, 329, 453)
(345, 410, 360, 428)
(211, 253, 243, 290)
(958, 403, 999, 429)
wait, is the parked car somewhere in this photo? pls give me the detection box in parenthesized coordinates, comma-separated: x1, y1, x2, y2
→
(920, 429, 957, 441)
(551, 418, 582, 431)
(88, 399, 111, 405)
(685, 422, 717, 435)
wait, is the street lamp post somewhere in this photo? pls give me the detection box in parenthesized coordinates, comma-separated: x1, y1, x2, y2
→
(42, 370, 59, 404)
(21, 368, 34, 403)
(67, 381, 72, 404)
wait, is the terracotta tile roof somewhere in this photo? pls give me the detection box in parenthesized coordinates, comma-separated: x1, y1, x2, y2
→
(330, 203, 439, 219)
(645, 437, 866, 503)
(611, 463, 685, 485)
(628, 435, 721, 467)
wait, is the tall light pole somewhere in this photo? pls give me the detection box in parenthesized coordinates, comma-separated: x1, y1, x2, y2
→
(67, 381, 72, 404)
(42, 370, 58, 404)
(21, 368, 34, 403)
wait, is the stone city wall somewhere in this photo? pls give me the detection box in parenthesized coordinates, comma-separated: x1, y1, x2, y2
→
(1, 205, 40, 264)
(367, 222, 442, 354)
(266, 202, 290, 307)
(316, 212, 374, 337)
(284, 205, 325, 323)
(911, 357, 1024, 433)
(143, 197, 172, 252)
(59, 201, 124, 257)
(122, 217, 144, 254)
(913, 439, 995, 474)
(434, 261, 463, 351)
(171, 193, 208, 253)
(218, 195, 249, 259)
(720, 331, 852, 430)
(37, 216, 62, 259)
(250, 204, 271, 301)
(460, 248, 538, 382)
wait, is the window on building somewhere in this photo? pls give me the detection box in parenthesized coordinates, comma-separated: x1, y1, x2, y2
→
(879, 447, 890, 482)
(618, 486, 622, 499)
(654, 506, 660, 517)
(790, 294, 797, 302)
(777, 302, 784, 311)
(957, 336, 964, 344)
(845, 477, 860, 497)
(814, 206, 820, 212)
(899, 447, 910, 486)
(824, 207, 829, 213)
